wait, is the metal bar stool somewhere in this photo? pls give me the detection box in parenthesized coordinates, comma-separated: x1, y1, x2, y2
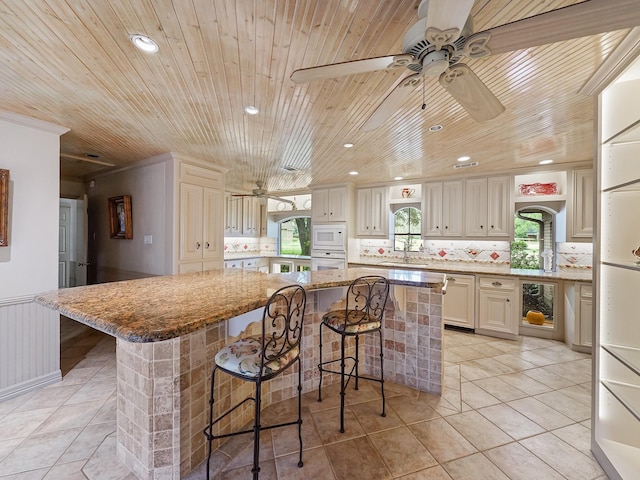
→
(203, 284, 307, 479)
(317, 275, 390, 432)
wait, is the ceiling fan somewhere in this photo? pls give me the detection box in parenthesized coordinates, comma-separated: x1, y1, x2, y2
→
(232, 181, 297, 208)
(290, 0, 640, 127)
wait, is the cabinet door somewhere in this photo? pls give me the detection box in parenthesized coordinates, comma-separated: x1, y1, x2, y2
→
(180, 183, 204, 262)
(487, 176, 511, 237)
(465, 178, 488, 236)
(242, 197, 261, 236)
(225, 196, 243, 235)
(356, 188, 372, 235)
(442, 181, 463, 237)
(572, 169, 594, 238)
(370, 187, 388, 235)
(578, 284, 592, 347)
(443, 275, 475, 328)
(478, 290, 516, 334)
(203, 188, 223, 261)
(328, 186, 348, 222)
(423, 182, 443, 236)
(311, 189, 329, 222)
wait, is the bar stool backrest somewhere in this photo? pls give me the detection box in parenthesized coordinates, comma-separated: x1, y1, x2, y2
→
(259, 284, 307, 376)
(343, 276, 390, 327)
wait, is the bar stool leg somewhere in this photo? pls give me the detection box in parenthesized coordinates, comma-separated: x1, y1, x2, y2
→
(205, 367, 217, 480)
(317, 324, 324, 402)
(354, 334, 360, 390)
(252, 382, 262, 480)
(378, 329, 386, 418)
(296, 357, 304, 468)
(339, 334, 346, 433)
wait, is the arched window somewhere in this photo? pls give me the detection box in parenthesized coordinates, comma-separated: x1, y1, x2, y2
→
(393, 206, 421, 252)
(278, 216, 311, 256)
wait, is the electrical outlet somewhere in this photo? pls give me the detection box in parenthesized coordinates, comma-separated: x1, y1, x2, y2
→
(144, 235, 153, 245)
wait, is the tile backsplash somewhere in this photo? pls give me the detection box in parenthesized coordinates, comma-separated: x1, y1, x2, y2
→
(224, 236, 276, 256)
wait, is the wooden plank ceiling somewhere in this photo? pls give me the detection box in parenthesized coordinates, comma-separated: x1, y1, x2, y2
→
(0, 1, 632, 194)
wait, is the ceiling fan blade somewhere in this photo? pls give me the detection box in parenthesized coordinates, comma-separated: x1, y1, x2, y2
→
(290, 54, 414, 83)
(361, 73, 422, 132)
(267, 195, 295, 205)
(461, 0, 640, 59)
(439, 64, 505, 122)
(423, 0, 474, 50)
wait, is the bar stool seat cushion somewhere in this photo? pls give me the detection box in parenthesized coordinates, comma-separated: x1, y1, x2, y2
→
(215, 336, 299, 378)
(322, 310, 381, 334)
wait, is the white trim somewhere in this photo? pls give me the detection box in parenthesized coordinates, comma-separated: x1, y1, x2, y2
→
(0, 295, 35, 307)
(0, 370, 62, 402)
(0, 111, 70, 135)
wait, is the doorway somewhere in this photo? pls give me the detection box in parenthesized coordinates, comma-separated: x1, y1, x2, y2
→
(58, 197, 88, 288)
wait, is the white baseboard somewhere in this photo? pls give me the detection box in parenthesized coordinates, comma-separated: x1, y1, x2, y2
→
(0, 370, 62, 402)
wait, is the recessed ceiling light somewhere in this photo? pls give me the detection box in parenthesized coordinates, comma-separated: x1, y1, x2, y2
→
(394, 176, 403, 181)
(428, 125, 443, 132)
(343, 143, 354, 148)
(539, 159, 554, 165)
(349, 171, 359, 175)
(457, 156, 471, 162)
(244, 105, 259, 115)
(130, 34, 159, 53)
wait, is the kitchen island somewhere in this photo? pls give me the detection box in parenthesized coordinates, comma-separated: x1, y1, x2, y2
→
(36, 267, 446, 480)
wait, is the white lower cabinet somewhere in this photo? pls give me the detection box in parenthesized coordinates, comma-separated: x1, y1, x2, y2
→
(477, 276, 518, 339)
(566, 282, 592, 352)
(224, 257, 269, 272)
(443, 274, 475, 329)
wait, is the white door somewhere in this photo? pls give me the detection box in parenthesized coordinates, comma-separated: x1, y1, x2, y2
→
(59, 197, 88, 288)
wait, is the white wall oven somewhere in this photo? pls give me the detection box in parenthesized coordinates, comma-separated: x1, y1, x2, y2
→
(311, 224, 347, 270)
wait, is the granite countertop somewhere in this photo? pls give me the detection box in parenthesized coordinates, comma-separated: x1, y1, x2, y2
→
(35, 267, 445, 343)
(349, 258, 592, 282)
(224, 253, 311, 261)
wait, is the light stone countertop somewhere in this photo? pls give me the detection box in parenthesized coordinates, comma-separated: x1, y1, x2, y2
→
(35, 267, 445, 343)
(350, 258, 592, 282)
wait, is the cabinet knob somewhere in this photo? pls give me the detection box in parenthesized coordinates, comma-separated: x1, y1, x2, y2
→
(491, 225, 494, 229)
(445, 226, 448, 230)
(205, 242, 210, 249)
(492, 281, 502, 287)
(449, 277, 456, 282)
(196, 242, 201, 250)
(506, 298, 510, 302)
(480, 225, 484, 229)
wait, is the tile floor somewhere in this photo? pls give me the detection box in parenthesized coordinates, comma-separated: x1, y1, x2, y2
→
(0, 319, 608, 480)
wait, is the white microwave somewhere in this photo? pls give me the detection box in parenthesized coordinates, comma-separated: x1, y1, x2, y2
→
(312, 224, 347, 251)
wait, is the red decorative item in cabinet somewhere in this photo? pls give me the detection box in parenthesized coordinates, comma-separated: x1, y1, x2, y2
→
(518, 182, 558, 196)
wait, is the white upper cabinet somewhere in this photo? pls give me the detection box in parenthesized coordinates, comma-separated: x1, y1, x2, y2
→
(465, 176, 511, 238)
(570, 169, 594, 239)
(312, 185, 350, 223)
(357, 186, 388, 236)
(224, 195, 243, 236)
(423, 180, 463, 238)
(242, 196, 262, 237)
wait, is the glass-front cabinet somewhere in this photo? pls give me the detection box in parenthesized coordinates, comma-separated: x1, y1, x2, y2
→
(519, 281, 560, 340)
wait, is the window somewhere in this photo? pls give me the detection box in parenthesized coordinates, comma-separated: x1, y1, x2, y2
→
(393, 206, 421, 252)
(511, 208, 555, 270)
(278, 217, 311, 256)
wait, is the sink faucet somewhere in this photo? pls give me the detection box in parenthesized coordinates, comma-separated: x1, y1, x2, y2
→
(403, 239, 410, 262)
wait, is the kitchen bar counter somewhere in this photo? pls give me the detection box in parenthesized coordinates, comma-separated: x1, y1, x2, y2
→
(350, 258, 592, 282)
(35, 267, 444, 342)
(36, 267, 446, 480)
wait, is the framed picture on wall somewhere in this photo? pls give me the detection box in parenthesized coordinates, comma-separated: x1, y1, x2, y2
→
(108, 195, 133, 239)
(0, 169, 8, 247)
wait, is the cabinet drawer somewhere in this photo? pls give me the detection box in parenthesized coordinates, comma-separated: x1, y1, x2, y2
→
(225, 260, 242, 268)
(478, 277, 516, 290)
(580, 284, 592, 298)
(243, 259, 257, 268)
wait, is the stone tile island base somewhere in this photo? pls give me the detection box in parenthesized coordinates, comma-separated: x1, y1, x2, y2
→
(114, 285, 443, 479)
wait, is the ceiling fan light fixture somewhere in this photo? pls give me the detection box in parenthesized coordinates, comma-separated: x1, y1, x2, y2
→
(539, 159, 554, 165)
(244, 105, 259, 115)
(428, 124, 443, 132)
(457, 155, 470, 162)
(394, 176, 404, 181)
(349, 171, 359, 176)
(130, 34, 159, 53)
(343, 143, 354, 148)
(421, 50, 450, 77)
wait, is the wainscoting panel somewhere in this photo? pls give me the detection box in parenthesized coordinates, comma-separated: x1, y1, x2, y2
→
(0, 296, 61, 401)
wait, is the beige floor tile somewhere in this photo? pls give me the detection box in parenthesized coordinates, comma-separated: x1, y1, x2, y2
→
(491, 353, 537, 371)
(460, 382, 501, 409)
(443, 452, 509, 480)
(520, 432, 604, 480)
(311, 406, 365, 445)
(386, 395, 440, 425)
(444, 411, 512, 451)
(271, 412, 322, 458)
(534, 390, 591, 422)
(349, 398, 403, 434)
(324, 436, 391, 480)
(89, 395, 117, 425)
(223, 429, 275, 470)
(0, 408, 57, 440)
(518, 350, 561, 367)
(0, 393, 36, 416)
(0, 437, 25, 463)
(484, 442, 565, 480)
(0, 428, 82, 476)
(507, 397, 574, 430)
(409, 418, 477, 463)
(64, 379, 116, 406)
(12, 384, 82, 413)
(523, 367, 578, 390)
(497, 372, 552, 396)
(81, 434, 135, 480)
(220, 458, 278, 479)
(558, 384, 592, 407)
(472, 376, 528, 402)
(0, 469, 48, 480)
(477, 404, 545, 440)
(443, 365, 461, 390)
(459, 361, 494, 381)
(57, 421, 116, 464)
(34, 401, 102, 435)
(397, 465, 453, 479)
(551, 423, 593, 457)
(369, 426, 437, 477)
(274, 446, 335, 479)
(445, 345, 487, 363)
(43, 460, 88, 480)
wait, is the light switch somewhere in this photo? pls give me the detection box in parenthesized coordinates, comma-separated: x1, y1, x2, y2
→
(144, 235, 153, 245)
